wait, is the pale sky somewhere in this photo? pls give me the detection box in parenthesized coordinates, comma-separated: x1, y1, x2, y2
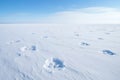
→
(0, 0, 120, 24)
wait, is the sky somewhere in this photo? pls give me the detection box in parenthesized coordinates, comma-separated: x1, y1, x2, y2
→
(0, 0, 120, 24)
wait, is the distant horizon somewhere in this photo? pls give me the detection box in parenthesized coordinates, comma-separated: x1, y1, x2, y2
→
(0, 0, 120, 24)
(0, 23, 120, 25)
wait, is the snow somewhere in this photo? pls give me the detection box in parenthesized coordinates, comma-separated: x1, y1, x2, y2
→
(102, 50, 116, 55)
(20, 46, 28, 52)
(0, 24, 120, 80)
(43, 57, 65, 73)
(80, 42, 90, 46)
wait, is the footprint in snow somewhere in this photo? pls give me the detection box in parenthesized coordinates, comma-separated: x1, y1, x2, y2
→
(20, 45, 37, 52)
(43, 57, 65, 73)
(18, 45, 37, 57)
(30, 45, 37, 51)
(102, 50, 116, 55)
(80, 42, 90, 46)
(6, 40, 21, 44)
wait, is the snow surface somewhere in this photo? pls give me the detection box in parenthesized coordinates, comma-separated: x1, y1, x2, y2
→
(0, 24, 120, 80)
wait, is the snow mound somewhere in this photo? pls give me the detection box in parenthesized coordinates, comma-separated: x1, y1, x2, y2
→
(102, 50, 116, 55)
(43, 58, 65, 73)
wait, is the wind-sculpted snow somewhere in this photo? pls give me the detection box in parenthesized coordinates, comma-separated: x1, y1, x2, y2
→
(0, 24, 120, 80)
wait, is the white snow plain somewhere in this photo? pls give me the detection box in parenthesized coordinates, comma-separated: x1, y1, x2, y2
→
(0, 24, 120, 80)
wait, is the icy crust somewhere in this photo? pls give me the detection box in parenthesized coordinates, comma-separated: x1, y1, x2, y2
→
(43, 58, 65, 73)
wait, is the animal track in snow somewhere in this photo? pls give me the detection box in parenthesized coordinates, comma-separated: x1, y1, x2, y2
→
(20, 45, 37, 52)
(102, 50, 116, 55)
(43, 57, 65, 73)
(30, 45, 36, 51)
(6, 40, 21, 44)
(80, 42, 90, 46)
